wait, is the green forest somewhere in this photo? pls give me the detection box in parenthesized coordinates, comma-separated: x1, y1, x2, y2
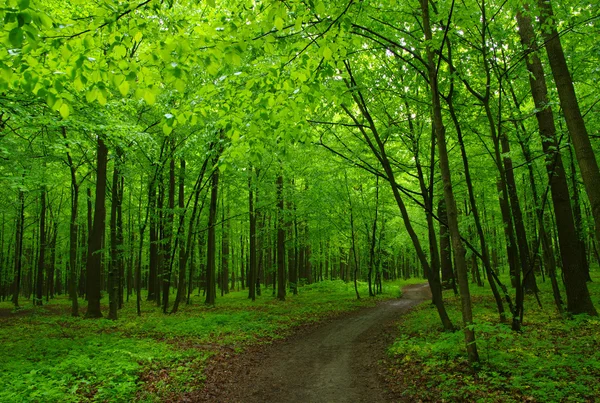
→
(1, 0, 599, 401)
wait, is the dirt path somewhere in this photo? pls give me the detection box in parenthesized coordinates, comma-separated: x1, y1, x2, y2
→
(191, 283, 431, 403)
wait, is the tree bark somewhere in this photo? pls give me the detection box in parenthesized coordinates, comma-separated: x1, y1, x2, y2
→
(205, 161, 220, 306)
(35, 186, 46, 306)
(516, 9, 596, 315)
(536, 0, 600, 248)
(421, 0, 478, 362)
(12, 190, 24, 308)
(276, 170, 286, 301)
(85, 137, 108, 318)
(248, 167, 257, 301)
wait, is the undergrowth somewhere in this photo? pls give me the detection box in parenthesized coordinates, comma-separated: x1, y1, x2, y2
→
(0, 279, 404, 402)
(387, 269, 600, 402)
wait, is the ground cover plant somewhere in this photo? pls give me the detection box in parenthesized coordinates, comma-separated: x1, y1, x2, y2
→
(0, 279, 405, 402)
(387, 270, 600, 402)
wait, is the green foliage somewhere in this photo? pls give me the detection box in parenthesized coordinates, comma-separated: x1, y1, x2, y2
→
(387, 271, 600, 402)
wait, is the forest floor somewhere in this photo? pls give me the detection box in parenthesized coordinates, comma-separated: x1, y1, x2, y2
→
(188, 283, 432, 403)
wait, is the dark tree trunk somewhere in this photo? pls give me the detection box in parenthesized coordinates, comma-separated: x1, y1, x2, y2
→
(276, 171, 286, 301)
(248, 168, 257, 301)
(221, 192, 229, 295)
(367, 177, 379, 297)
(35, 186, 46, 306)
(516, 9, 596, 315)
(442, 67, 507, 321)
(173, 159, 187, 313)
(421, 0, 478, 362)
(438, 200, 454, 289)
(63, 128, 80, 317)
(537, 0, 600, 248)
(85, 137, 108, 318)
(108, 153, 119, 320)
(162, 156, 176, 313)
(117, 175, 124, 309)
(240, 235, 245, 291)
(148, 168, 158, 301)
(12, 190, 25, 308)
(205, 161, 220, 306)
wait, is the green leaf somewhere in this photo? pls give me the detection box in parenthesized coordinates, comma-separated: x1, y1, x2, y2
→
(9, 28, 23, 47)
(323, 46, 332, 60)
(143, 89, 156, 105)
(118, 80, 129, 97)
(274, 17, 284, 31)
(18, 0, 30, 10)
(316, 2, 326, 15)
(59, 102, 70, 119)
(113, 45, 127, 59)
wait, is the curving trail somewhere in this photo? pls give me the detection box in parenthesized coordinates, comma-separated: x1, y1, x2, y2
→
(192, 283, 431, 403)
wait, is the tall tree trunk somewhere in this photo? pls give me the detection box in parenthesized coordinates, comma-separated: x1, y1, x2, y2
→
(367, 177, 379, 297)
(421, 0, 478, 362)
(173, 159, 187, 312)
(85, 137, 108, 318)
(442, 62, 507, 320)
(276, 171, 286, 301)
(516, 9, 596, 315)
(536, 0, 600, 247)
(248, 167, 257, 301)
(437, 200, 455, 288)
(35, 186, 47, 306)
(117, 175, 124, 309)
(205, 162, 220, 306)
(12, 189, 25, 308)
(63, 128, 80, 316)
(148, 168, 158, 301)
(221, 190, 229, 295)
(108, 153, 121, 320)
(162, 156, 176, 313)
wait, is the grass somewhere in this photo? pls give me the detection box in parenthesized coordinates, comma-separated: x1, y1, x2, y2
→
(387, 268, 600, 402)
(0, 279, 406, 402)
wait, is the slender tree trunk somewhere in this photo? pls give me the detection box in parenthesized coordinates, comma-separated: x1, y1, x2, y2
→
(85, 137, 108, 318)
(276, 171, 286, 301)
(248, 167, 257, 301)
(173, 159, 187, 312)
(421, 0, 478, 362)
(108, 151, 121, 320)
(148, 168, 158, 301)
(205, 162, 220, 306)
(443, 82, 506, 320)
(161, 156, 176, 313)
(367, 177, 379, 297)
(35, 187, 47, 306)
(12, 190, 25, 308)
(221, 190, 229, 295)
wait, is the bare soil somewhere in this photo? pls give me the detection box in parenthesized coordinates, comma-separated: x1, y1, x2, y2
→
(187, 283, 431, 403)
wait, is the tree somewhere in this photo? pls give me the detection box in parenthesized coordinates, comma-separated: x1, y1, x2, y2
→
(85, 137, 108, 319)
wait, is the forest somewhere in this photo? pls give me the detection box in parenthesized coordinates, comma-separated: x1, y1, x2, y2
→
(0, 0, 599, 401)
